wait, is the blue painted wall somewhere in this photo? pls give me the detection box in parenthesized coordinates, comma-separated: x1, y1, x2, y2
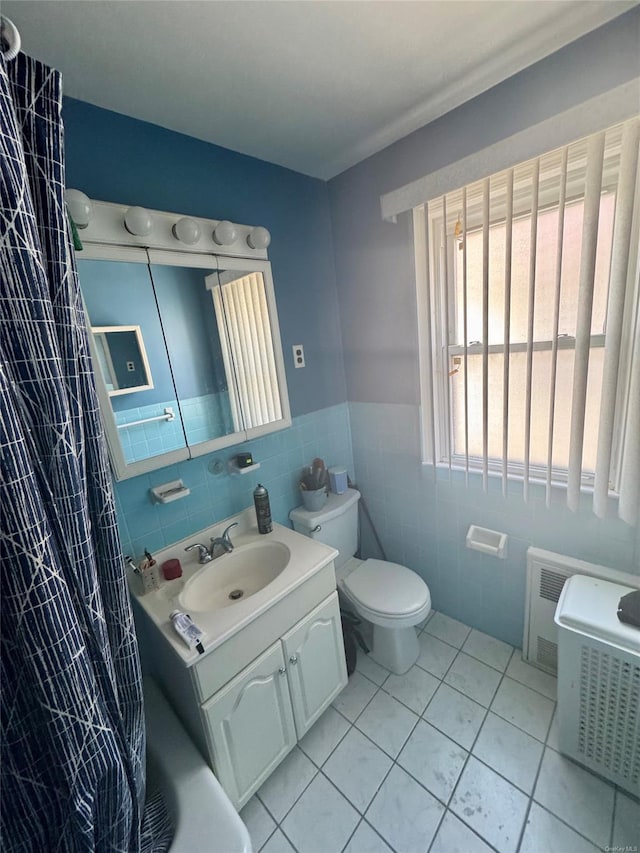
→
(328, 10, 640, 645)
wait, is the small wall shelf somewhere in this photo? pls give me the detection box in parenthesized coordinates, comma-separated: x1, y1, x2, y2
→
(228, 460, 261, 475)
(150, 479, 190, 504)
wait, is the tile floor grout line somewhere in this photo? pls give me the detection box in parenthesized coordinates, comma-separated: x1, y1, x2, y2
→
(256, 747, 321, 831)
(610, 787, 619, 850)
(353, 816, 397, 853)
(513, 689, 553, 853)
(339, 816, 363, 853)
(257, 824, 279, 853)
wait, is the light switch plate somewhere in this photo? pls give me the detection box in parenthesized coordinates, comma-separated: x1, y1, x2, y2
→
(292, 344, 305, 368)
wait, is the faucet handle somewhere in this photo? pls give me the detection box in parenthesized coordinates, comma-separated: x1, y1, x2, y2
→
(222, 521, 239, 541)
(185, 543, 213, 564)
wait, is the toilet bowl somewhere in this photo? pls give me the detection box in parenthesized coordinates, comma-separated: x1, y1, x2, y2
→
(339, 557, 431, 673)
(289, 489, 432, 675)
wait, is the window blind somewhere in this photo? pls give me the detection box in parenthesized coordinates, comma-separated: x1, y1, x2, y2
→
(211, 271, 282, 431)
(416, 117, 640, 524)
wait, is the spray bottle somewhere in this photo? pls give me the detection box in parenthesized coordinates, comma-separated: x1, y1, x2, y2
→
(253, 483, 272, 534)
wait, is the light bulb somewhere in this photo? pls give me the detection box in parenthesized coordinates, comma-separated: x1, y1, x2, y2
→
(213, 220, 238, 246)
(173, 217, 201, 245)
(65, 189, 93, 229)
(247, 226, 271, 250)
(124, 206, 153, 236)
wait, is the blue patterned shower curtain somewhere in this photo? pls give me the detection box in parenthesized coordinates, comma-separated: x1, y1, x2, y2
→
(1, 53, 146, 850)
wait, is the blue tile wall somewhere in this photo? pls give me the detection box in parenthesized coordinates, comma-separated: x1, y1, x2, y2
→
(115, 403, 353, 560)
(115, 398, 184, 463)
(348, 401, 639, 648)
(115, 391, 233, 463)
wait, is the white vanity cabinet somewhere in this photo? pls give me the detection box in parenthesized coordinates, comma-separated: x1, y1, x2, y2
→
(282, 594, 347, 737)
(202, 642, 297, 807)
(133, 529, 347, 812)
(200, 593, 347, 807)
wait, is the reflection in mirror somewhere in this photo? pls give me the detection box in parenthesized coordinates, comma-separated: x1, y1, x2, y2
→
(76, 233, 291, 479)
(149, 263, 237, 446)
(78, 257, 188, 466)
(91, 326, 154, 396)
(207, 267, 282, 431)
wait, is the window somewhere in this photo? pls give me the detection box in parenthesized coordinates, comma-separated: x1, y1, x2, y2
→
(414, 118, 640, 523)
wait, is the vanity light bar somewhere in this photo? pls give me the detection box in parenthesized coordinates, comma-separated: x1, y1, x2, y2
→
(65, 191, 271, 260)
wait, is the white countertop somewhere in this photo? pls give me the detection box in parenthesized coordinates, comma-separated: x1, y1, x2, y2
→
(130, 507, 338, 667)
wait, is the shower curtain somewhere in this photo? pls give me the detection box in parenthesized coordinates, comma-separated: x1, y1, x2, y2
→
(1, 53, 148, 851)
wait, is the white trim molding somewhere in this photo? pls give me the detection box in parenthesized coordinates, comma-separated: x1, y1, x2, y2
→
(381, 79, 640, 222)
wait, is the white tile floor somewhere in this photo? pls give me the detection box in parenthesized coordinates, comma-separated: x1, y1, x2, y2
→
(241, 611, 640, 853)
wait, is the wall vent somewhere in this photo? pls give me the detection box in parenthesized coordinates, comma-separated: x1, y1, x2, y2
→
(536, 636, 558, 672)
(524, 548, 639, 675)
(539, 568, 566, 603)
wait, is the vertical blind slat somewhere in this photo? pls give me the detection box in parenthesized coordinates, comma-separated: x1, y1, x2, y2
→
(618, 290, 640, 525)
(442, 194, 452, 476)
(567, 131, 606, 511)
(502, 170, 514, 498)
(523, 159, 540, 502)
(462, 187, 470, 485)
(546, 147, 569, 507)
(481, 178, 490, 491)
(419, 204, 437, 476)
(593, 118, 640, 517)
(212, 285, 243, 432)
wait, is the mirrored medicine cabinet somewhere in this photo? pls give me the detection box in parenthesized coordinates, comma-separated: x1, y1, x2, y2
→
(75, 204, 291, 481)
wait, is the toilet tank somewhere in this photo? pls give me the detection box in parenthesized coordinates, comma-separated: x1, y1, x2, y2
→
(289, 489, 360, 569)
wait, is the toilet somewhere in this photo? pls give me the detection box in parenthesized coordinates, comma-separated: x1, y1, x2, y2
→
(290, 489, 431, 674)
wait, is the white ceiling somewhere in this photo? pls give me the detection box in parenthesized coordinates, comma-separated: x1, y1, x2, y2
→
(4, 1, 637, 179)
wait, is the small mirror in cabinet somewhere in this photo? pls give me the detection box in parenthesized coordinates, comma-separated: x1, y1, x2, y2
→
(91, 325, 154, 396)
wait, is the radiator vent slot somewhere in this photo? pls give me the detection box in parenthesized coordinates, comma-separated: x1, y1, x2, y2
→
(537, 637, 558, 671)
(539, 568, 567, 603)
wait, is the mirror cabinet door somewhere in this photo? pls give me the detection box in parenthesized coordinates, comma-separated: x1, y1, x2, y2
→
(148, 260, 239, 447)
(77, 248, 291, 480)
(77, 255, 189, 475)
(209, 259, 291, 442)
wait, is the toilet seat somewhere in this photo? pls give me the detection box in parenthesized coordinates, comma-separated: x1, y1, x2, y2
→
(342, 559, 430, 619)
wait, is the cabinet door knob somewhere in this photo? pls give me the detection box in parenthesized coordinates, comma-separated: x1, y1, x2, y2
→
(278, 666, 286, 675)
(289, 655, 298, 665)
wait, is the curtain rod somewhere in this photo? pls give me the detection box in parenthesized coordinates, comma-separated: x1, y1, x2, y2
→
(1, 16, 21, 61)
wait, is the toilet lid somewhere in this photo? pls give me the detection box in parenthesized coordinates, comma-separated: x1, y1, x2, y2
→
(343, 559, 429, 616)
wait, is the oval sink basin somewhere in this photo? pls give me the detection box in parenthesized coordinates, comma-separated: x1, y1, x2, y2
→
(180, 541, 291, 613)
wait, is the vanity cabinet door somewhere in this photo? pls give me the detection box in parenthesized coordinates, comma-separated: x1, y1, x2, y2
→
(201, 641, 296, 809)
(282, 592, 348, 739)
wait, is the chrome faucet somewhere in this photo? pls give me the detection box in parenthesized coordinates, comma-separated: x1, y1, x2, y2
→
(210, 522, 239, 556)
(185, 522, 239, 564)
(184, 542, 213, 564)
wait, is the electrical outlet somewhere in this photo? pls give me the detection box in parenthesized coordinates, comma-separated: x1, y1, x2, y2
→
(292, 344, 305, 368)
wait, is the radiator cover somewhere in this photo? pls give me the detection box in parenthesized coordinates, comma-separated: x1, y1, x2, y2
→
(556, 574, 640, 797)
